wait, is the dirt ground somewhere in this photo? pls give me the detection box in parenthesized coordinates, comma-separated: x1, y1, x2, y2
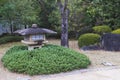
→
(0, 39, 120, 80)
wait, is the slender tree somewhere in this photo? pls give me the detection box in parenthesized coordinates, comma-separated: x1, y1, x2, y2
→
(57, 0, 69, 47)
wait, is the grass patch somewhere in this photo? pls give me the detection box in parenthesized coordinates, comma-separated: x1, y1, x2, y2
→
(2, 44, 90, 75)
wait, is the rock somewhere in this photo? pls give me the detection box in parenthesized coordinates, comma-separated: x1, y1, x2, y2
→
(81, 45, 102, 51)
(101, 62, 115, 66)
(101, 33, 120, 51)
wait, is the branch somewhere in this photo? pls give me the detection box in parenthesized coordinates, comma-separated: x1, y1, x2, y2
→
(57, 0, 63, 9)
(37, 0, 45, 8)
(37, 0, 48, 15)
(64, 0, 68, 10)
(57, 0, 64, 14)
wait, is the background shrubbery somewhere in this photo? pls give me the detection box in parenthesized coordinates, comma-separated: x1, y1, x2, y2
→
(112, 29, 120, 34)
(93, 25, 112, 34)
(0, 35, 23, 44)
(78, 33, 100, 47)
(2, 45, 90, 75)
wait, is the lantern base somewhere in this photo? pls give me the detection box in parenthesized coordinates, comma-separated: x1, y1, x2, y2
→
(21, 40, 38, 45)
(27, 41, 48, 50)
(28, 45, 42, 50)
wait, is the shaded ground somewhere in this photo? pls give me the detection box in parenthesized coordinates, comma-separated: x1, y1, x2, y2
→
(0, 39, 120, 80)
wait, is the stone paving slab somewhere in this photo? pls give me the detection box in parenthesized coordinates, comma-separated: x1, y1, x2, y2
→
(39, 67, 120, 80)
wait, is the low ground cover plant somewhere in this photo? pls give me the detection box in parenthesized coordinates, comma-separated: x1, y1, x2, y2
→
(2, 44, 90, 75)
(78, 33, 100, 47)
(0, 35, 23, 44)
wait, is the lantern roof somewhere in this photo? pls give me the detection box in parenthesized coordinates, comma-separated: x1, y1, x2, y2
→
(14, 24, 57, 36)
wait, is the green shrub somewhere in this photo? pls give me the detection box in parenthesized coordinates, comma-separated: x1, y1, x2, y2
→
(112, 29, 120, 34)
(78, 33, 101, 47)
(2, 45, 90, 75)
(5, 46, 28, 55)
(0, 35, 23, 44)
(93, 25, 112, 34)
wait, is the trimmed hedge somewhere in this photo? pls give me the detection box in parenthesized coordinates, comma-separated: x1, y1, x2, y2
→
(78, 33, 100, 47)
(112, 29, 120, 34)
(93, 25, 112, 34)
(2, 45, 90, 75)
(0, 35, 23, 44)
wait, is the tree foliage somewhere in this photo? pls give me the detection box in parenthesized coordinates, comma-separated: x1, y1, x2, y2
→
(68, 0, 120, 34)
(36, 0, 60, 29)
(0, 0, 120, 36)
(0, 0, 37, 33)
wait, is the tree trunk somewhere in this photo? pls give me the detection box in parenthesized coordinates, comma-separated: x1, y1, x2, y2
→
(9, 21, 14, 35)
(24, 25, 27, 29)
(61, 9, 69, 47)
(57, 0, 69, 48)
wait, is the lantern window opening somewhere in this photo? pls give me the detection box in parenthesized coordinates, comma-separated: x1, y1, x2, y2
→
(31, 34, 44, 41)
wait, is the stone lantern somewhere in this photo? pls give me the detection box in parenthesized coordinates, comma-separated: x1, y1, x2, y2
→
(14, 24, 57, 50)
